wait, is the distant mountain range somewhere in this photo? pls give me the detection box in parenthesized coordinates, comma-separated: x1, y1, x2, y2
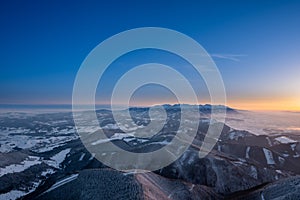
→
(130, 103, 238, 113)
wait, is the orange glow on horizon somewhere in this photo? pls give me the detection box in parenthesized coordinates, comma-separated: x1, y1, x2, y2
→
(18, 98, 299, 112)
(227, 98, 300, 112)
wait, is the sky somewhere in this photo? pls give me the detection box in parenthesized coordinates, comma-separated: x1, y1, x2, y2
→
(0, 0, 299, 111)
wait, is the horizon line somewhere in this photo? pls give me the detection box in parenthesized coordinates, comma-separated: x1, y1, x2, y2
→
(0, 103, 299, 112)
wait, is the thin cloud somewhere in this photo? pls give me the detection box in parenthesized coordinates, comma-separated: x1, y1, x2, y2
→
(211, 54, 247, 62)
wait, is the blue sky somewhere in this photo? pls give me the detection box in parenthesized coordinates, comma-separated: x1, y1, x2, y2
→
(0, 0, 299, 110)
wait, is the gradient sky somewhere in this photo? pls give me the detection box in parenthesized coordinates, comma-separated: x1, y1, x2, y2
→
(0, 0, 299, 111)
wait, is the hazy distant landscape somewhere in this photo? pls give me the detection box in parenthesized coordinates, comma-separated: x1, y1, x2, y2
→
(0, 105, 300, 199)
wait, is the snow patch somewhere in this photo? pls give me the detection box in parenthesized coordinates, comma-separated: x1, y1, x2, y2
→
(0, 156, 41, 177)
(45, 148, 71, 168)
(0, 190, 26, 200)
(266, 137, 272, 146)
(41, 168, 55, 176)
(275, 136, 297, 144)
(291, 143, 297, 151)
(91, 138, 112, 145)
(33, 135, 78, 153)
(278, 156, 285, 164)
(245, 146, 250, 159)
(79, 153, 86, 161)
(89, 153, 95, 161)
(293, 153, 300, 158)
(0, 179, 42, 200)
(91, 132, 137, 145)
(150, 141, 170, 145)
(263, 148, 275, 165)
(228, 131, 244, 140)
(249, 166, 258, 179)
(44, 174, 78, 193)
(102, 123, 119, 130)
(282, 153, 289, 157)
(217, 145, 221, 152)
